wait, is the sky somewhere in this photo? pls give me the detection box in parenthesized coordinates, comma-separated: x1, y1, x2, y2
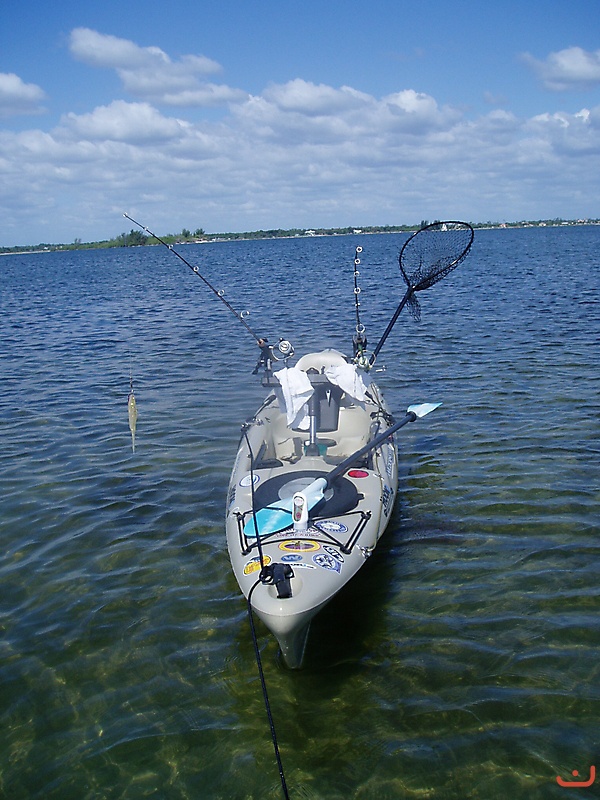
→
(1, 0, 600, 246)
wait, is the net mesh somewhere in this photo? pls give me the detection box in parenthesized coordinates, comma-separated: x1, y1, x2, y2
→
(400, 221, 474, 294)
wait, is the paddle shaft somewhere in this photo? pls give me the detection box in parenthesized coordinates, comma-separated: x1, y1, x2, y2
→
(326, 410, 417, 485)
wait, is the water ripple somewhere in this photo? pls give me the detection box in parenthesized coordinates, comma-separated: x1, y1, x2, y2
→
(1, 228, 599, 798)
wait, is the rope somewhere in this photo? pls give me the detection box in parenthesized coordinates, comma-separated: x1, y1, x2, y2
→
(242, 426, 291, 799)
(247, 582, 290, 800)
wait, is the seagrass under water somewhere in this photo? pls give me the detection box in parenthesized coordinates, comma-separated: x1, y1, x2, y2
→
(0, 226, 599, 799)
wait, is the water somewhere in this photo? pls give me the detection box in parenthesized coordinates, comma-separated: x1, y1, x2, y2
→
(1, 227, 599, 799)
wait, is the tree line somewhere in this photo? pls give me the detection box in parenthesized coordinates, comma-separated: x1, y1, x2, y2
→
(2, 218, 599, 255)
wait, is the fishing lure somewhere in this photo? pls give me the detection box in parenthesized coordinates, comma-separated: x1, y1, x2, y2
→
(127, 378, 137, 453)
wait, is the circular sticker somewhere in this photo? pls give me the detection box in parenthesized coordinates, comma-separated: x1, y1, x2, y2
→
(315, 520, 348, 535)
(313, 553, 341, 573)
(347, 469, 369, 478)
(240, 474, 260, 487)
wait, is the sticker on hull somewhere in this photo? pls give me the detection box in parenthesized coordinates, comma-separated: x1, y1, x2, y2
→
(382, 485, 394, 516)
(240, 474, 260, 487)
(315, 520, 348, 535)
(243, 555, 271, 575)
(313, 553, 342, 573)
(279, 540, 320, 552)
(323, 545, 344, 563)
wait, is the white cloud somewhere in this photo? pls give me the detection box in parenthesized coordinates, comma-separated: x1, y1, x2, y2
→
(59, 100, 190, 143)
(2, 35, 600, 245)
(69, 27, 170, 70)
(232, 82, 460, 149)
(522, 46, 600, 91)
(0, 72, 46, 118)
(262, 79, 370, 115)
(69, 28, 246, 107)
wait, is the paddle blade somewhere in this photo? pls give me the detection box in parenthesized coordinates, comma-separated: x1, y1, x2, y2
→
(244, 503, 293, 538)
(406, 402, 442, 418)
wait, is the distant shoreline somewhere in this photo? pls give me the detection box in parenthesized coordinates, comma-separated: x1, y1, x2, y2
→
(2, 218, 599, 255)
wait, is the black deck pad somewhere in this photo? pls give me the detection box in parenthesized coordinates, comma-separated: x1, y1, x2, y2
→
(252, 470, 360, 518)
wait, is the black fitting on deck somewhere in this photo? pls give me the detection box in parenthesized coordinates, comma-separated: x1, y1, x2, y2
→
(260, 563, 295, 599)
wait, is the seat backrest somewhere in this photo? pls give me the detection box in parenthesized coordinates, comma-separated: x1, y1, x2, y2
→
(310, 381, 343, 432)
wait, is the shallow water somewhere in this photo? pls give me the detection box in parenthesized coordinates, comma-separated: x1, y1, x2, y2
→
(1, 226, 599, 799)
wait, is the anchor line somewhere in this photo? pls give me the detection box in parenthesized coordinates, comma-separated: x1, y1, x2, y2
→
(246, 584, 290, 800)
(123, 213, 261, 343)
(242, 425, 291, 799)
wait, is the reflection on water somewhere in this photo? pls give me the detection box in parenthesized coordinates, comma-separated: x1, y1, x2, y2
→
(1, 227, 599, 799)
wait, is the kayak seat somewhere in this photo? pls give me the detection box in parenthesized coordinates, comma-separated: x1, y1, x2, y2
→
(313, 382, 343, 432)
(324, 404, 370, 459)
(269, 411, 304, 462)
(291, 378, 343, 434)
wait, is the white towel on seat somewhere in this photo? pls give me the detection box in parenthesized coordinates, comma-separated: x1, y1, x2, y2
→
(323, 362, 370, 403)
(274, 367, 314, 428)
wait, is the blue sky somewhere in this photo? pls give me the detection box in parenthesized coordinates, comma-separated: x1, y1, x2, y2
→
(1, 0, 600, 245)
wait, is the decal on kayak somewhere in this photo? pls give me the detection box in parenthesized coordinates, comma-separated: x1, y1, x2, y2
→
(228, 485, 236, 509)
(281, 554, 303, 562)
(313, 553, 342, 573)
(315, 520, 348, 535)
(240, 473, 260, 487)
(385, 444, 395, 477)
(323, 545, 344, 563)
(243, 555, 271, 575)
(279, 540, 320, 552)
(382, 485, 394, 516)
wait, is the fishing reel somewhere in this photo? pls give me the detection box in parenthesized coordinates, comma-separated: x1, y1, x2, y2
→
(352, 325, 373, 371)
(273, 338, 295, 361)
(252, 337, 295, 376)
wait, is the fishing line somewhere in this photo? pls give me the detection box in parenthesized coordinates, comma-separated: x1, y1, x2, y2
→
(123, 213, 261, 343)
(125, 262, 138, 453)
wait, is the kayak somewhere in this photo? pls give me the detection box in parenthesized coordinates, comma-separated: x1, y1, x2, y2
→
(226, 348, 399, 668)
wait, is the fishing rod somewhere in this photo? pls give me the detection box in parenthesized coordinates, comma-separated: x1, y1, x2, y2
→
(351, 245, 370, 368)
(370, 221, 474, 364)
(123, 213, 262, 343)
